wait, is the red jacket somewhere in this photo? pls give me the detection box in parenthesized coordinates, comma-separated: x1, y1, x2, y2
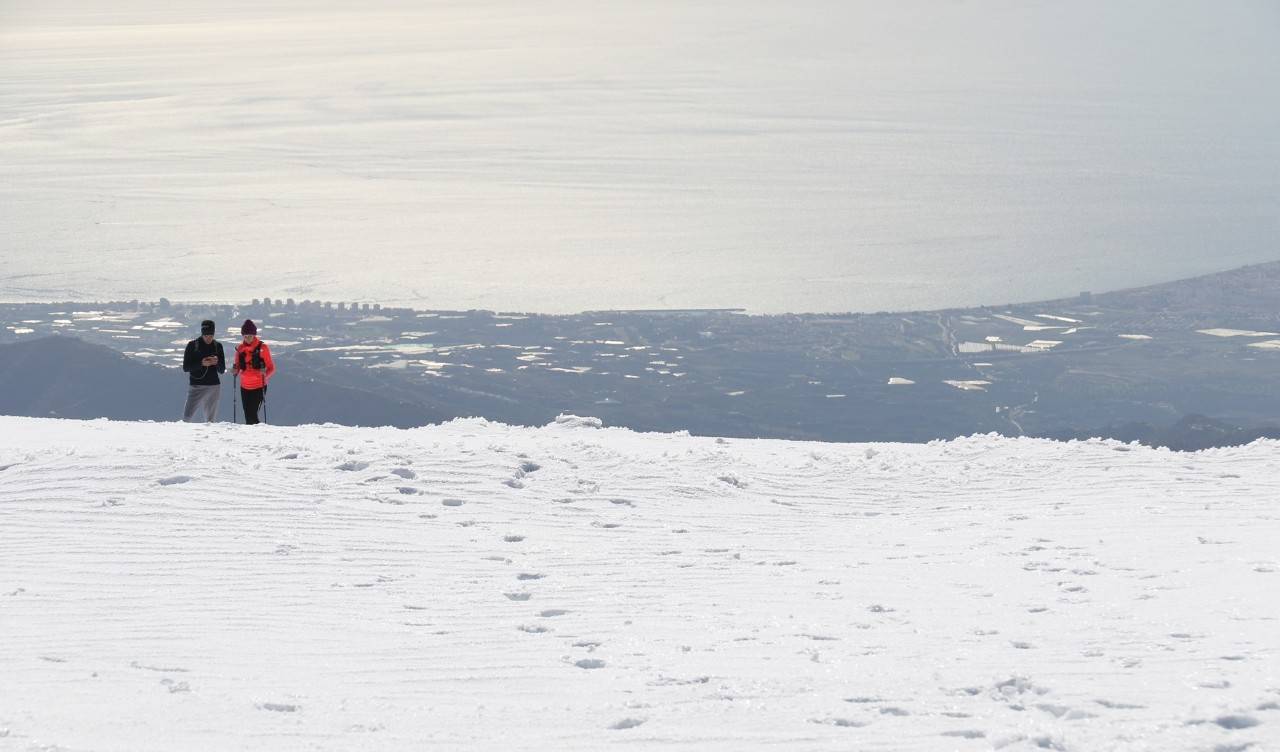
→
(233, 338, 275, 390)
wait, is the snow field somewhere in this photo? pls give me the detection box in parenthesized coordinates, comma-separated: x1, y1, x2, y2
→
(0, 416, 1278, 750)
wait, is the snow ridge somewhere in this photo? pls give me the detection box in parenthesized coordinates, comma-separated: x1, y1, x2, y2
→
(1, 416, 1277, 751)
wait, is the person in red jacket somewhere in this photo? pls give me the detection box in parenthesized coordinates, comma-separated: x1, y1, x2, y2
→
(232, 319, 275, 424)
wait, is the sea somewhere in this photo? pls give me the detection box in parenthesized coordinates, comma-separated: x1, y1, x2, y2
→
(1, 0, 1276, 313)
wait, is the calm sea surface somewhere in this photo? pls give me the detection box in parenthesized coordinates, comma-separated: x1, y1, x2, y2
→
(1, 1, 1276, 313)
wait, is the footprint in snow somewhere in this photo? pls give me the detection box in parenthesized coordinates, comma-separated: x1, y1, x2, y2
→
(609, 718, 645, 730)
(503, 461, 542, 489)
(718, 474, 748, 488)
(337, 461, 370, 472)
(810, 718, 867, 728)
(442, 498, 464, 507)
(574, 658, 606, 669)
(649, 675, 709, 687)
(1212, 715, 1259, 729)
(1037, 703, 1097, 721)
(504, 535, 525, 543)
(157, 475, 193, 486)
(161, 678, 191, 693)
(504, 592, 532, 601)
(539, 609, 569, 618)
(1095, 699, 1146, 710)
(941, 730, 985, 739)
(390, 467, 416, 479)
(517, 573, 545, 581)
(130, 661, 189, 673)
(257, 703, 300, 713)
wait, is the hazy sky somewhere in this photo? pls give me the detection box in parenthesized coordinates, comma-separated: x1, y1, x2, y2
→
(1, 1, 1277, 312)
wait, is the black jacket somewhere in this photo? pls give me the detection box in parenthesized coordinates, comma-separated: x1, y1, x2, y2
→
(182, 338, 226, 386)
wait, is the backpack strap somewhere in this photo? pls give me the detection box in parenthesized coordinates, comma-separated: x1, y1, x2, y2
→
(237, 343, 265, 371)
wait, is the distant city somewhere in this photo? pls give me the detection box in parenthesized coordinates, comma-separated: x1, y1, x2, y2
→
(3, 261, 1280, 448)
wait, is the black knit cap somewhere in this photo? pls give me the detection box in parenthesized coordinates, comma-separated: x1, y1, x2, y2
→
(200, 319, 215, 335)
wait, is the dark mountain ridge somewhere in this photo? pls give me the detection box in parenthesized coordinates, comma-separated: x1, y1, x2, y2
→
(3, 261, 1280, 448)
(0, 335, 445, 428)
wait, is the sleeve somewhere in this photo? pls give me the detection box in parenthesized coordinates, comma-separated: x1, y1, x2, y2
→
(181, 341, 197, 373)
(262, 343, 276, 382)
(216, 342, 226, 374)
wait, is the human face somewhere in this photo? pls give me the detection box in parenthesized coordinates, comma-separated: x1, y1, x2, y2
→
(242, 333, 256, 344)
(201, 333, 214, 343)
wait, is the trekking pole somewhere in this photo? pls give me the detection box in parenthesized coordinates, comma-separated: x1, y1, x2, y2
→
(232, 372, 238, 424)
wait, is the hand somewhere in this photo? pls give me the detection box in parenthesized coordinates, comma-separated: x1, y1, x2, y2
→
(201, 356, 217, 366)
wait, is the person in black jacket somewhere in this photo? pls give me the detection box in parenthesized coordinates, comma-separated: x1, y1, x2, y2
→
(181, 319, 226, 422)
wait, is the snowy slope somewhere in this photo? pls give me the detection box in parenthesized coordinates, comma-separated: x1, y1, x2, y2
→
(0, 416, 1277, 751)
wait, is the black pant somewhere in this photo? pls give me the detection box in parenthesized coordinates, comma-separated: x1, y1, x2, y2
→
(241, 387, 265, 425)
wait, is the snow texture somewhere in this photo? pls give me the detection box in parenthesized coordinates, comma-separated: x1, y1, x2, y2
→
(1, 416, 1278, 751)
